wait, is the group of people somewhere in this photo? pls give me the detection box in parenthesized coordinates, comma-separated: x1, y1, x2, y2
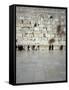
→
(16, 45, 40, 51)
(49, 45, 54, 50)
(49, 45, 63, 50)
(16, 44, 63, 51)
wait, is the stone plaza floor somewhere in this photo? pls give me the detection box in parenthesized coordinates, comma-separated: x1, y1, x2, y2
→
(16, 49, 66, 83)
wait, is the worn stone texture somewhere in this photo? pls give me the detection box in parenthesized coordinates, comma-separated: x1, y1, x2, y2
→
(16, 6, 66, 47)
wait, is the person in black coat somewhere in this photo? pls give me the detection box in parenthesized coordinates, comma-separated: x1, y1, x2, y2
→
(49, 45, 51, 50)
(60, 45, 63, 50)
(27, 45, 30, 51)
(52, 45, 54, 50)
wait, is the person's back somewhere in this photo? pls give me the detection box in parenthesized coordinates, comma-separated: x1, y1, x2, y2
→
(27, 45, 30, 50)
(49, 45, 51, 50)
(52, 45, 54, 50)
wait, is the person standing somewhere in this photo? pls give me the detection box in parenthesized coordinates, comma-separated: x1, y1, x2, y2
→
(49, 45, 51, 50)
(27, 45, 30, 51)
(52, 45, 54, 50)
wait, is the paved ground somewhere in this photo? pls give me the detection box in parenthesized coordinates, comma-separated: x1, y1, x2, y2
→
(16, 49, 66, 83)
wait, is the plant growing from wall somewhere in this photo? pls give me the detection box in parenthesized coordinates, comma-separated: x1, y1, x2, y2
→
(48, 38, 55, 44)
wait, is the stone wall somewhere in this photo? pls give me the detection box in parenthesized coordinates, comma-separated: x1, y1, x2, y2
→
(16, 6, 66, 49)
